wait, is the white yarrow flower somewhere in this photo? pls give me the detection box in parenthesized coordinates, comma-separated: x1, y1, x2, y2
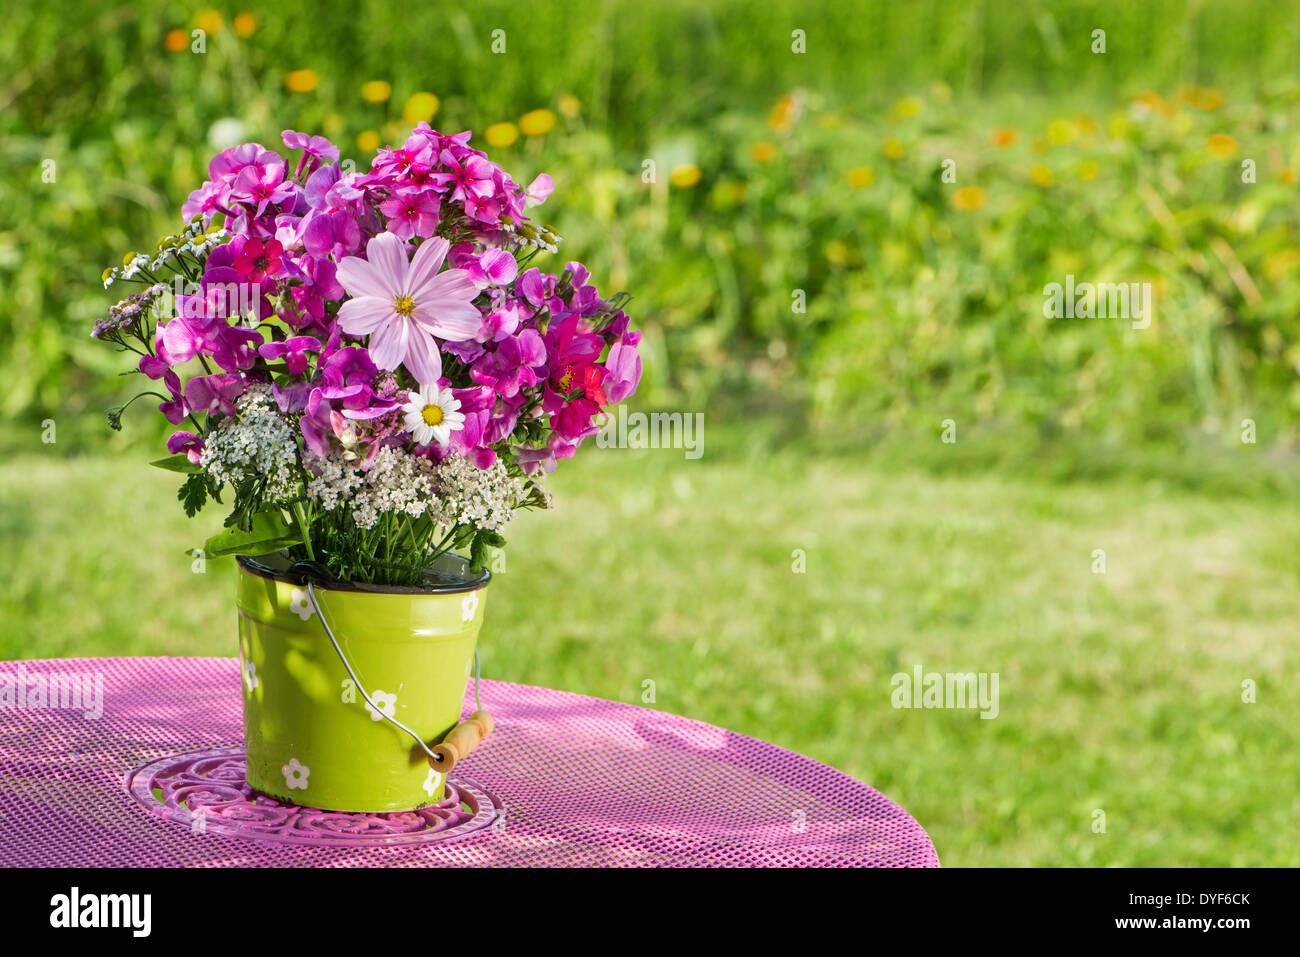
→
(402, 385, 465, 447)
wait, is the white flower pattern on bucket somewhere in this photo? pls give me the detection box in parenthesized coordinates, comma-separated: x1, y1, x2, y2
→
(365, 689, 398, 722)
(282, 758, 309, 790)
(243, 659, 258, 693)
(461, 592, 479, 622)
(423, 768, 443, 797)
(289, 588, 314, 621)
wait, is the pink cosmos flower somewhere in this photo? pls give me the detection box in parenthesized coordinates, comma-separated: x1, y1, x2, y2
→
(335, 233, 481, 385)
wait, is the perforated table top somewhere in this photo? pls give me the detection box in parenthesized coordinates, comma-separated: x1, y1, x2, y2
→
(0, 657, 939, 867)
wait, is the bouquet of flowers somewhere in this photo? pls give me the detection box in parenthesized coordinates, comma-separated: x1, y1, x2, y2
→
(95, 125, 642, 585)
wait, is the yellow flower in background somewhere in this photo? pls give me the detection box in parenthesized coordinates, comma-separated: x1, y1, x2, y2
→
(1179, 84, 1224, 111)
(1031, 138, 1049, 155)
(991, 128, 1017, 148)
(361, 80, 392, 104)
(1108, 113, 1130, 139)
(1029, 164, 1055, 187)
(356, 130, 381, 152)
(883, 137, 904, 159)
(285, 70, 319, 93)
(165, 29, 189, 52)
(1078, 159, 1100, 180)
(1206, 134, 1237, 157)
(195, 9, 223, 33)
(817, 111, 843, 129)
(403, 92, 440, 125)
(1131, 90, 1162, 112)
(894, 96, 922, 118)
(670, 164, 701, 188)
(952, 186, 985, 210)
(233, 12, 257, 37)
(825, 239, 849, 265)
(750, 142, 776, 163)
(1281, 167, 1298, 186)
(322, 112, 343, 135)
(486, 122, 519, 148)
(1075, 114, 1098, 134)
(847, 167, 875, 188)
(1047, 120, 1075, 146)
(557, 94, 581, 117)
(520, 109, 557, 136)
(930, 81, 952, 103)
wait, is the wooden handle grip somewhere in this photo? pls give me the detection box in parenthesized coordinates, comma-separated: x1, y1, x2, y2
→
(428, 710, 493, 773)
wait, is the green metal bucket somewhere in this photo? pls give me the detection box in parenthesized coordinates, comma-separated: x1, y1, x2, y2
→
(235, 552, 489, 813)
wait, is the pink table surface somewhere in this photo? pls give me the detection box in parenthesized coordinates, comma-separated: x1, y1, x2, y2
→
(0, 657, 939, 867)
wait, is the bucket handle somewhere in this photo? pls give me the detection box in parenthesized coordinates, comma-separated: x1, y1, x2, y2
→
(302, 578, 484, 770)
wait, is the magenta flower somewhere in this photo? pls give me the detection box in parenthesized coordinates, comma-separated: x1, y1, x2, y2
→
(379, 190, 440, 241)
(282, 130, 340, 164)
(232, 236, 284, 283)
(602, 341, 642, 403)
(185, 373, 246, 417)
(335, 233, 481, 385)
(259, 336, 321, 375)
(167, 431, 205, 466)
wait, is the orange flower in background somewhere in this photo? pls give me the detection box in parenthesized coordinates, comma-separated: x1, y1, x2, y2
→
(1206, 134, 1237, 157)
(1031, 138, 1049, 155)
(165, 29, 189, 52)
(195, 9, 223, 33)
(1029, 164, 1055, 187)
(750, 142, 776, 163)
(233, 12, 257, 37)
(670, 164, 702, 188)
(883, 137, 905, 159)
(1078, 159, 1100, 180)
(520, 109, 557, 136)
(991, 128, 1017, 148)
(1131, 90, 1163, 112)
(1075, 114, 1098, 134)
(361, 81, 392, 104)
(557, 94, 580, 117)
(403, 92, 440, 125)
(1279, 168, 1297, 185)
(847, 167, 875, 188)
(356, 130, 380, 152)
(284, 70, 319, 93)
(485, 122, 519, 148)
(952, 186, 985, 210)
(768, 94, 799, 131)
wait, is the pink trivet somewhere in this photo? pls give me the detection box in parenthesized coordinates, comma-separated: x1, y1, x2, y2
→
(126, 746, 501, 846)
(0, 657, 939, 867)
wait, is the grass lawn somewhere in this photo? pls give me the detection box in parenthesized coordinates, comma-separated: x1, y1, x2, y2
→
(2, 442, 1297, 866)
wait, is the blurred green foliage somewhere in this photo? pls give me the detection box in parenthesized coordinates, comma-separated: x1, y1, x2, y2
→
(2, 0, 1299, 468)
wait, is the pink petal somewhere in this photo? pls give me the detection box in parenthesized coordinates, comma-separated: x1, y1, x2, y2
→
(425, 267, 479, 302)
(367, 317, 410, 371)
(363, 232, 410, 295)
(336, 256, 390, 300)
(412, 298, 483, 341)
(337, 297, 395, 335)
(403, 328, 444, 385)
(407, 236, 450, 294)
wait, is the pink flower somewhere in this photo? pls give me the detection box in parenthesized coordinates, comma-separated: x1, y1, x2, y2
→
(379, 190, 440, 240)
(335, 233, 481, 385)
(167, 431, 205, 466)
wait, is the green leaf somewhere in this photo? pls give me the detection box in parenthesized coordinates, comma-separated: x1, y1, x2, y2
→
(203, 511, 298, 558)
(178, 473, 210, 518)
(151, 453, 201, 474)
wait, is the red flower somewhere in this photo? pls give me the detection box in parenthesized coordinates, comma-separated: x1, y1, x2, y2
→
(233, 237, 284, 284)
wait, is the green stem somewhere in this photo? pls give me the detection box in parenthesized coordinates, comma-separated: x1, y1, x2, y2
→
(291, 501, 315, 561)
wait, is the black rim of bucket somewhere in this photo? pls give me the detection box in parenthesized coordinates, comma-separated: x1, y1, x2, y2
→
(236, 552, 491, 595)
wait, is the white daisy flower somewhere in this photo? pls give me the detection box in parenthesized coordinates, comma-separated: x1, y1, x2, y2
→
(402, 385, 465, 447)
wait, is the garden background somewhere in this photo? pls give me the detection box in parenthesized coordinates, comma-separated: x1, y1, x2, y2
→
(2, 0, 1298, 865)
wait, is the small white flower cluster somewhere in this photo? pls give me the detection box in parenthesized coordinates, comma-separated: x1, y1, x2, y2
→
(199, 385, 300, 501)
(102, 221, 229, 288)
(506, 220, 561, 255)
(433, 455, 524, 532)
(304, 447, 523, 533)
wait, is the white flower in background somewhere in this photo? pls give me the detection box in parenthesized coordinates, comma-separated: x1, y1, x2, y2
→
(282, 758, 310, 790)
(207, 117, 248, 150)
(289, 588, 314, 621)
(461, 592, 479, 622)
(423, 768, 443, 797)
(402, 385, 465, 447)
(365, 689, 398, 722)
(243, 659, 258, 693)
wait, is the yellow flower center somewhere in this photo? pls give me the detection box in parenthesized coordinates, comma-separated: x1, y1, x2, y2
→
(421, 404, 444, 426)
(394, 295, 415, 316)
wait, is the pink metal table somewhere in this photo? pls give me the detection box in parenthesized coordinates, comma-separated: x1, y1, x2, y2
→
(0, 657, 938, 867)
